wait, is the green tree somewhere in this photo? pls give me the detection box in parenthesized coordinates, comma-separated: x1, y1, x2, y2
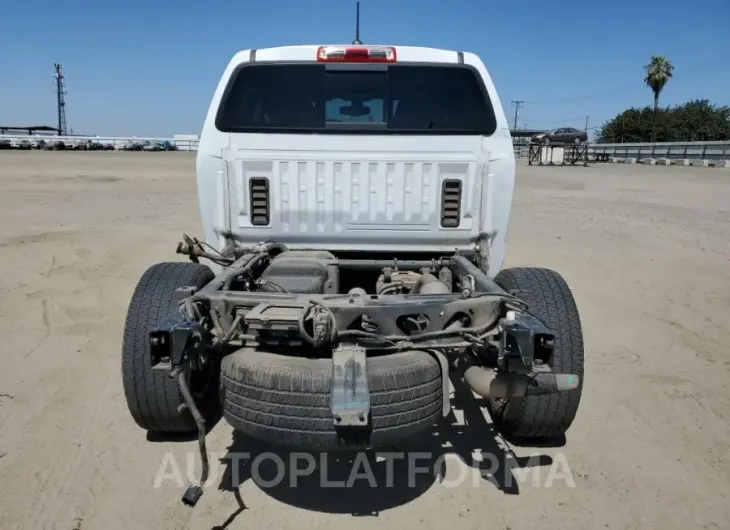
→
(644, 56, 674, 111)
(597, 100, 730, 143)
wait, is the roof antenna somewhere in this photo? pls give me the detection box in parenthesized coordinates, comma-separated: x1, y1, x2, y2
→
(352, 1, 362, 45)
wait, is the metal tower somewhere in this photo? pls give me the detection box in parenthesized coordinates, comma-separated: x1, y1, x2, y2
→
(53, 63, 68, 136)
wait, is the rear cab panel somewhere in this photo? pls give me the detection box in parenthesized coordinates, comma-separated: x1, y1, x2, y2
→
(197, 45, 515, 276)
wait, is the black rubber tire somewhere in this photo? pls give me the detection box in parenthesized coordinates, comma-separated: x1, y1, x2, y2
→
(487, 267, 584, 440)
(122, 262, 218, 433)
(221, 350, 443, 450)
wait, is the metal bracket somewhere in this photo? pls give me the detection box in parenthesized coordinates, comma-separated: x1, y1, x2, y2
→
(312, 306, 332, 346)
(499, 313, 554, 373)
(330, 344, 370, 427)
(149, 317, 207, 370)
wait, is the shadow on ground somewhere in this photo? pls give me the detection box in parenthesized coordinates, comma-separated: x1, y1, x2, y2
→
(210, 375, 558, 529)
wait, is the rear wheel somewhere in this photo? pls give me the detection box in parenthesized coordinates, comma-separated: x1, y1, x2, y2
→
(487, 267, 584, 441)
(122, 262, 219, 433)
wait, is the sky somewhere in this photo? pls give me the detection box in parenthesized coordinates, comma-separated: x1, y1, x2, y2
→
(1, 0, 728, 137)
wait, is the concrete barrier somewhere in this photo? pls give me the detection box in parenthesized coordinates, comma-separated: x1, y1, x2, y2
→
(556, 154, 729, 168)
(705, 160, 730, 168)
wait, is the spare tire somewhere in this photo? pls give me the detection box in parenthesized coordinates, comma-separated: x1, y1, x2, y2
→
(221, 349, 443, 450)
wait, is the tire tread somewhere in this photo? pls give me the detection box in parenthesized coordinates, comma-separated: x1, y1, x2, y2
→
(221, 350, 443, 449)
(488, 267, 584, 439)
(122, 262, 214, 433)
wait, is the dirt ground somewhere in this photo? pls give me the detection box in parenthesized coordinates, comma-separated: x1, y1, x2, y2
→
(0, 151, 728, 530)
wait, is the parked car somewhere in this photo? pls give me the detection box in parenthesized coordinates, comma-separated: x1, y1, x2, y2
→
(532, 127, 588, 145)
(121, 140, 145, 151)
(44, 140, 66, 151)
(17, 140, 33, 150)
(121, 44, 585, 508)
(0, 139, 11, 149)
(142, 141, 164, 152)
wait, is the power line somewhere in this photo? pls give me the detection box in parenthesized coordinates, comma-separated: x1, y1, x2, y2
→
(524, 85, 636, 105)
(525, 115, 589, 124)
(521, 53, 730, 106)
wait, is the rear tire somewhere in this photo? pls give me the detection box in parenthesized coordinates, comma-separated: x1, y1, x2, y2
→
(486, 267, 584, 441)
(122, 262, 219, 433)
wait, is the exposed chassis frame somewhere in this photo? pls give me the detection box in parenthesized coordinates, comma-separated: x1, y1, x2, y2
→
(152, 241, 580, 506)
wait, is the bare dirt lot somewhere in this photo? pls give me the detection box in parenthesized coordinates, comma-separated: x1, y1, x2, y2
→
(0, 151, 728, 530)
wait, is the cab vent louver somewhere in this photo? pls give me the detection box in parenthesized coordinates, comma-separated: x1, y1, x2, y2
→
(249, 177, 270, 226)
(441, 179, 462, 228)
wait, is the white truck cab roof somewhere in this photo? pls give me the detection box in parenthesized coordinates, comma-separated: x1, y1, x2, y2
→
(197, 44, 515, 276)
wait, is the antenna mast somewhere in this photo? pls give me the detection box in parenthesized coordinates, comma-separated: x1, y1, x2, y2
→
(352, 1, 362, 45)
(53, 63, 68, 136)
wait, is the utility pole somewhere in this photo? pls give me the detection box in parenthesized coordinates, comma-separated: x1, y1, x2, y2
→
(584, 115, 589, 132)
(53, 63, 68, 136)
(510, 100, 524, 131)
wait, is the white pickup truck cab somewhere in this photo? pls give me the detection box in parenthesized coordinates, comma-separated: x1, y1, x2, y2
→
(196, 44, 515, 276)
(122, 45, 583, 508)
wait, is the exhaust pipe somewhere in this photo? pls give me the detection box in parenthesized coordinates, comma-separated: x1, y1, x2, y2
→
(463, 364, 580, 398)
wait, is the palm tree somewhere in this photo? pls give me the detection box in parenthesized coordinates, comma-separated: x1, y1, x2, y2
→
(644, 56, 674, 111)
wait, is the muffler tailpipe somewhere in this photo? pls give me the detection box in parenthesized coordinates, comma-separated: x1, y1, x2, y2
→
(464, 365, 580, 398)
(464, 366, 527, 398)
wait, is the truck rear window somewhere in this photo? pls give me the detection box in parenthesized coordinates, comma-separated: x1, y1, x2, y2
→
(215, 64, 497, 135)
